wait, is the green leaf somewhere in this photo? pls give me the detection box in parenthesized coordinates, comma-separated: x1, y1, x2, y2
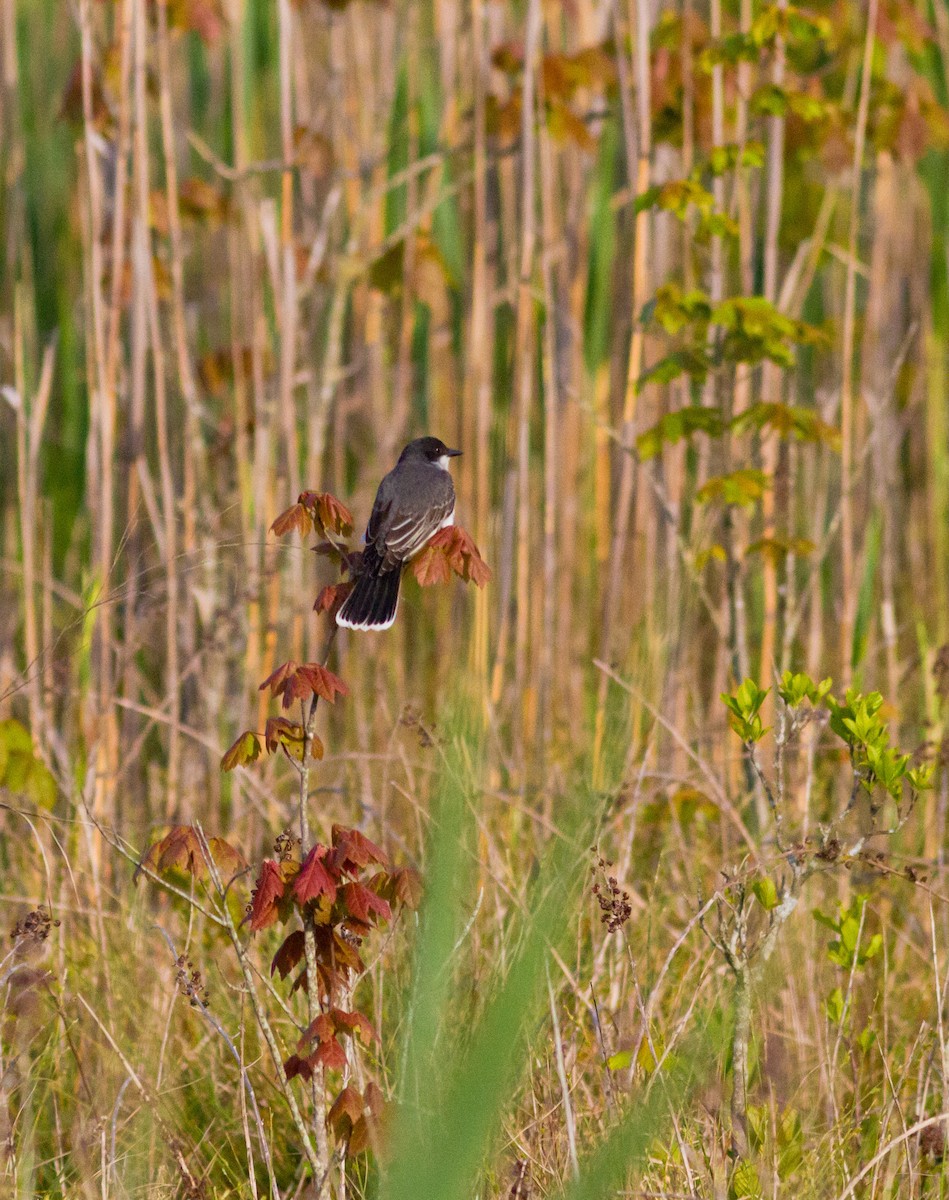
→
(636, 1033, 665, 1076)
(636, 406, 725, 460)
(778, 670, 832, 708)
(652, 282, 713, 334)
(811, 907, 839, 932)
(697, 469, 769, 508)
(731, 1158, 763, 1199)
(708, 141, 765, 175)
(368, 241, 406, 295)
(632, 183, 663, 214)
(746, 536, 816, 563)
(0, 718, 33, 760)
(752, 877, 780, 911)
(606, 1050, 632, 1071)
(695, 211, 740, 242)
(777, 1107, 804, 1180)
(655, 178, 715, 218)
(824, 987, 845, 1024)
(722, 679, 771, 743)
(750, 83, 789, 117)
(699, 32, 759, 70)
(908, 764, 936, 791)
(637, 347, 712, 388)
(862, 933, 883, 962)
(731, 402, 840, 448)
(840, 916, 860, 953)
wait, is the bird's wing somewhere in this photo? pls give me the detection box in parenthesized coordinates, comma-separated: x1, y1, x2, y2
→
(369, 468, 454, 569)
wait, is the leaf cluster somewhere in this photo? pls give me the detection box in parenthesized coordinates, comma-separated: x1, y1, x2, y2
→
(827, 689, 934, 802)
(410, 526, 493, 588)
(139, 815, 422, 1162)
(723, 672, 935, 806)
(721, 678, 770, 743)
(137, 824, 247, 884)
(270, 491, 355, 540)
(638, 284, 825, 391)
(636, 401, 839, 533)
(699, 3, 832, 71)
(813, 896, 883, 971)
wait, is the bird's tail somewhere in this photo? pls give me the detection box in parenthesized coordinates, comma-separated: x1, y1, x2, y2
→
(336, 561, 401, 631)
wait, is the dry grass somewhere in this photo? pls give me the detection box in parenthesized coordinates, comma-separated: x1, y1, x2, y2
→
(2, 0, 949, 1195)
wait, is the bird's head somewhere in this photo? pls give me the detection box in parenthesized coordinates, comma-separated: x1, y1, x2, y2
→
(399, 436, 462, 471)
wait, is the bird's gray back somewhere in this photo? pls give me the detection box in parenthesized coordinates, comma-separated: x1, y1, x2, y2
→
(367, 459, 455, 568)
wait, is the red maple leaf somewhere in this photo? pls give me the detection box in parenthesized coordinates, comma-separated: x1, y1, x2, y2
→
(295, 663, 349, 704)
(327, 1086, 364, 1138)
(137, 826, 247, 883)
(314, 582, 353, 615)
(349, 1114, 374, 1155)
(332, 1008, 377, 1043)
(315, 492, 355, 537)
(342, 881, 392, 924)
(329, 929, 365, 974)
(270, 504, 312, 538)
(300, 1011, 336, 1048)
(387, 866, 423, 910)
(259, 661, 297, 697)
(367, 866, 424, 911)
(220, 731, 262, 771)
(429, 526, 493, 586)
(298, 491, 354, 537)
(311, 1037, 347, 1071)
(283, 1053, 312, 1081)
(294, 845, 339, 905)
(138, 825, 201, 878)
(259, 660, 349, 710)
(317, 963, 347, 1004)
(330, 826, 389, 873)
(364, 1081, 385, 1116)
(280, 669, 315, 709)
(411, 542, 453, 587)
(271, 929, 305, 979)
(247, 860, 287, 931)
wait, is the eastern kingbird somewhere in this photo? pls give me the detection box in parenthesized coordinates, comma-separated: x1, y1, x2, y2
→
(336, 436, 462, 631)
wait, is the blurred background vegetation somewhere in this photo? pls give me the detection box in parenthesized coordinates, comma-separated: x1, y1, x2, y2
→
(2, 0, 949, 1194)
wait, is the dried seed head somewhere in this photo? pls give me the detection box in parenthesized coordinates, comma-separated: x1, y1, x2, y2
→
(174, 954, 210, 1008)
(11, 907, 59, 947)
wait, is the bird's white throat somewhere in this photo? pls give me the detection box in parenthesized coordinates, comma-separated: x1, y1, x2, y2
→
(436, 454, 452, 471)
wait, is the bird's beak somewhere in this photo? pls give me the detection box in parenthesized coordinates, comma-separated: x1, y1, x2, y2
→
(446, 447, 462, 457)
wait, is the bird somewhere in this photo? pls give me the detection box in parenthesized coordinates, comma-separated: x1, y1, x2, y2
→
(336, 436, 461, 631)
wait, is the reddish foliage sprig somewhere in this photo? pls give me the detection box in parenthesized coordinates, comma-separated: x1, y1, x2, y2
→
(271, 491, 354, 540)
(410, 526, 492, 588)
(327, 1082, 385, 1154)
(259, 660, 349, 709)
(249, 823, 420, 1101)
(144, 486, 453, 1170)
(137, 826, 247, 884)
